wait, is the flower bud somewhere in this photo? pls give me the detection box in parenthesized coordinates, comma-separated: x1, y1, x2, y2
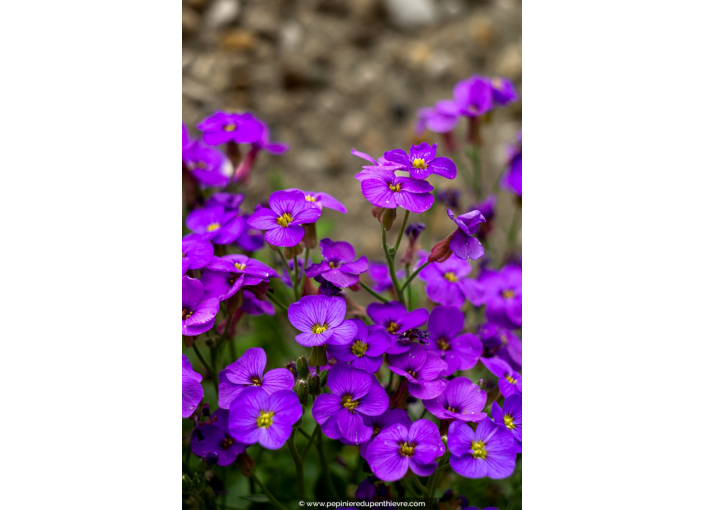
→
(235, 452, 255, 477)
(296, 356, 310, 380)
(201, 402, 211, 417)
(204, 451, 219, 465)
(308, 373, 321, 396)
(302, 223, 317, 249)
(319, 368, 328, 388)
(372, 206, 397, 231)
(309, 344, 328, 368)
(285, 360, 298, 378)
(294, 379, 309, 406)
(182, 474, 193, 494)
(428, 232, 455, 263)
(284, 244, 304, 259)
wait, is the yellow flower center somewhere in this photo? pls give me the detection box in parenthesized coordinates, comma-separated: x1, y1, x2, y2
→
(446, 405, 458, 413)
(206, 223, 221, 232)
(506, 374, 517, 384)
(182, 308, 194, 320)
(223, 123, 237, 132)
(436, 338, 450, 351)
(407, 369, 417, 378)
(276, 213, 294, 227)
(399, 442, 415, 457)
(411, 158, 427, 169)
(351, 340, 368, 357)
(504, 415, 515, 430)
(328, 261, 336, 268)
(221, 437, 235, 450)
(341, 394, 359, 412)
(444, 272, 458, 282)
(305, 195, 317, 202)
(234, 262, 246, 270)
(257, 410, 274, 428)
(194, 161, 208, 169)
(388, 183, 401, 192)
(502, 289, 515, 299)
(312, 323, 329, 334)
(386, 322, 399, 333)
(250, 377, 262, 386)
(471, 440, 487, 459)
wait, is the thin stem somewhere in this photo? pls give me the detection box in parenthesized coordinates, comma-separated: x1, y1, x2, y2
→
(219, 312, 234, 344)
(467, 146, 483, 198)
(359, 281, 389, 303)
(315, 426, 339, 500)
(381, 223, 405, 307)
(394, 209, 410, 253)
(405, 263, 411, 309)
(275, 247, 294, 292)
(286, 432, 306, 501)
(299, 246, 310, 298)
(293, 253, 300, 301)
(250, 472, 288, 510)
(399, 261, 430, 293)
(301, 424, 320, 461)
(266, 290, 289, 311)
(209, 344, 220, 395)
(411, 473, 427, 496)
(192, 343, 216, 387)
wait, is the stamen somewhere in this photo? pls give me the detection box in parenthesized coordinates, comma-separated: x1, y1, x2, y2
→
(206, 223, 221, 232)
(250, 377, 262, 386)
(411, 158, 427, 170)
(351, 340, 368, 357)
(399, 442, 415, 457)
(311, 323, 329, 334)
(386, 322, 399, 333)
(502, 289, 515, 299)
(505, 374, 517, 384)
(182, 308, 194, 320)
(257, 410, 274, 428)
(223, 123, 237, 132)
(220, 437, 235, 450)
(471, 440, 487, 459)
(341, 394, 359, 412)
(504, 415, 515, 430)
(276, 213, 294, 227)
(234, 262, 246, 270)
(305, 195, 317, 202)
(444, 272, 458, 282)
(328, 261, 336, 268)
(388, 183, 401, 192)
(436, 338, 450, 351)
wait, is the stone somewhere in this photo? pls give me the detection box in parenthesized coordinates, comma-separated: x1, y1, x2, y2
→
(383, 0, 438, 29)
(203, 0, 240, 30)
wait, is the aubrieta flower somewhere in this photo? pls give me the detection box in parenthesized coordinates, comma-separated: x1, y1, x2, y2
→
(502, 131, 522, 196)
(447, 209, 486, 261)
(388, 343, 447, 399)
(415, 100, 460, 134)
(228, 387, 302, 450)
(281, 258, 305, 289)
(452, 76, 493, 117)
(305, 238, 369, 288)
(233, 214, 265, 252)
(359, 171, 435, 214)
(191, 409, 247, 466)
(448, 418, 516, 479)
(247, 190, 322, 247)
(182, 276, 220, 336)
(218, 347, 294, 409)
(490, 77, 518, 106)
(426, 305, 483, 375)
(492, 393, 522, 448)
(182, 233, 214, 276)
(355, 408, 412, 459)
(367, 301, 429, 354)
(480, 356, 522, 398)
(182, 141, 230, 188)
(366, 419, 445, 482)
(383, 142, 457, 180)
(288, 294, 357, 347)
(477, 323, 522, 370)
(201, 254, 278, 301)
(327, 318, 390, 373)
(205, 192, 245, 212)
(478, 265, 522, 328)
(418, 254, 485, 308)
(367, 262, 404, 293)
(312, 362, 389, 443)
(241, 290, 275, 316)
(186, 205, 246, 245)
(422, 376, 487, 423)
(182, 354, 203, 418)
(287, 189, 348, 213)
(198, 111, 264, 146)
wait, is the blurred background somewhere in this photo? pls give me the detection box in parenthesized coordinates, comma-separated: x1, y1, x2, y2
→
(183, 0, 522, 257)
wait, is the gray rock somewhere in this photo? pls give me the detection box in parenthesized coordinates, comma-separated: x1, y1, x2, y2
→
(383, 0, 438, 29)
(203, 0, 240, 30)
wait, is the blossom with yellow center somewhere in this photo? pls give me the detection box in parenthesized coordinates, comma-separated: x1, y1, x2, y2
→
(388, 183, 401, 192)
(503, 415, 515, 430)
(411, 158, 427, 170)
(444, 272, 458, 282)
(276, 213, 294, 227)
(206, 223, 221, 232)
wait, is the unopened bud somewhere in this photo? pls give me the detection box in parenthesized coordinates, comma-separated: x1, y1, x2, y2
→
(235, 452, 255, 477)
(205, 451, 219, 465)
(294, 379, 309, 406)
(182, 474, 193, 494)
(284, 244, 304, 259)
(309, 344, 328, 368)
(296, 356, 310, 380)
(309, 373, 321, 396)
(428, 233, 455, 263)
(302, 223, 317, 249)
(319, 369, 328, 388)
(372, 206, 397, 231)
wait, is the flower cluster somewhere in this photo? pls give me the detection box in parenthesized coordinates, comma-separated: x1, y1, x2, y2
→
(182, 73, 521, 508)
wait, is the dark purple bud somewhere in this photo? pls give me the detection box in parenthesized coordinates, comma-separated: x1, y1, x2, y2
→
(201, 402, 211, 417)
(404, 223, 425, 243)
(317, 278, 342, 297)
(435, 189, 460, 209)
(204, 451, 219, 465)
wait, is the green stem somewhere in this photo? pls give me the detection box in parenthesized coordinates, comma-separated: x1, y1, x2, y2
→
(315, 426, 339, 500)
(467, 146, 483, 198)
(250, 473, 288, 510)
(293, 253, 300, 301)
(275, 247, 294, 293)
(399, 261, 430, 293)
(411, 473, 427, 496)
(192, 343, 217, 388)
(381, 223, 405, 307)
(219, 312, 234, 344)
(359, 281, 389, 303)
(286, 432, 306, 501)
(266, 290, 289, 312)
(405, 263, 411, 309)
(299, 247, 310, 298)
(209, 345, 219, 396)
(301, 424, 320, 461)
(394, 209, 410, 253)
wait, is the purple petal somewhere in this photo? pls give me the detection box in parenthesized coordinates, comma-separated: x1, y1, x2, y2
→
(361, 178, 398, 208)
(337, 409, 373, 444)
(355, 380, 389, 416)
(428, 305, 464, 340)
(264, 225, 304, 247)
(262, 368, 295, 394)
(429, 156, 457, 179)
(316, 192, 347, 213)
(395, 191, 434, 213)
(408, 378, 446, 400)
(408, 419, 444, 464)
(327, 362, 372, 398)
(247, 207, 279, 230)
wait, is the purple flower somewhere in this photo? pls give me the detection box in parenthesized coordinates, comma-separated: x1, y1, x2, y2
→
(186, 205, 246, 245)
(480, 357, 522, 398)
(234, 215, 265, 252)
(218, 347, 294, 409)
(366, 419, 445, 482)
(452, 76, 493, 117)
(502, 131, 522, 196)
(205, 192, 245, 212)
(312, 362, 389, 443)
(388, 343, 447, 399)
(477, 323, 522, 370)
(478, 265, 522, 328)
(182, 233, 214, 276)
(200, 254, 278, 301)
(191, 408, 247, 466)
(447, 210, 486, 261)
(469, 196, 496, 222)
(354, 408, 413, 459)
(359, 172, 434, 214)
(367, 301, 429, 354)
(182, 141, 230, 188)
(415, 101, 460, 134)
(253, 123, 288, 155)
(247, 190, 322, 247)
(490, 77, 518, 106)
(367, 263, 404, 293)
(448, 419, 516, 479)
(183, 123, 192, 150)
(350, 148, 404, 171)
(287, 295, 357, 347)
(305, 238, 368, 288)
(228, 387, 302, 450)
(422, 376, 487, 422)
(286, 189, 348, 213)
(327, 319, 391, 373)
(436, 188, 461, 209)
(198, 111, 264, 146)
(241, 290, 275, 316)
(281, 258, 305, 288)
(418, 254, 485, 308)
(383, 143, 457, 181)
(492, 394, 522, 446)
(182, 354, 203, 418)
(182, 276, 220, 336)
(426, 305, 483, 375)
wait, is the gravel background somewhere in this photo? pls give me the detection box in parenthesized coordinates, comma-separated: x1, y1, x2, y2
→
(183, 0, 522, 257)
